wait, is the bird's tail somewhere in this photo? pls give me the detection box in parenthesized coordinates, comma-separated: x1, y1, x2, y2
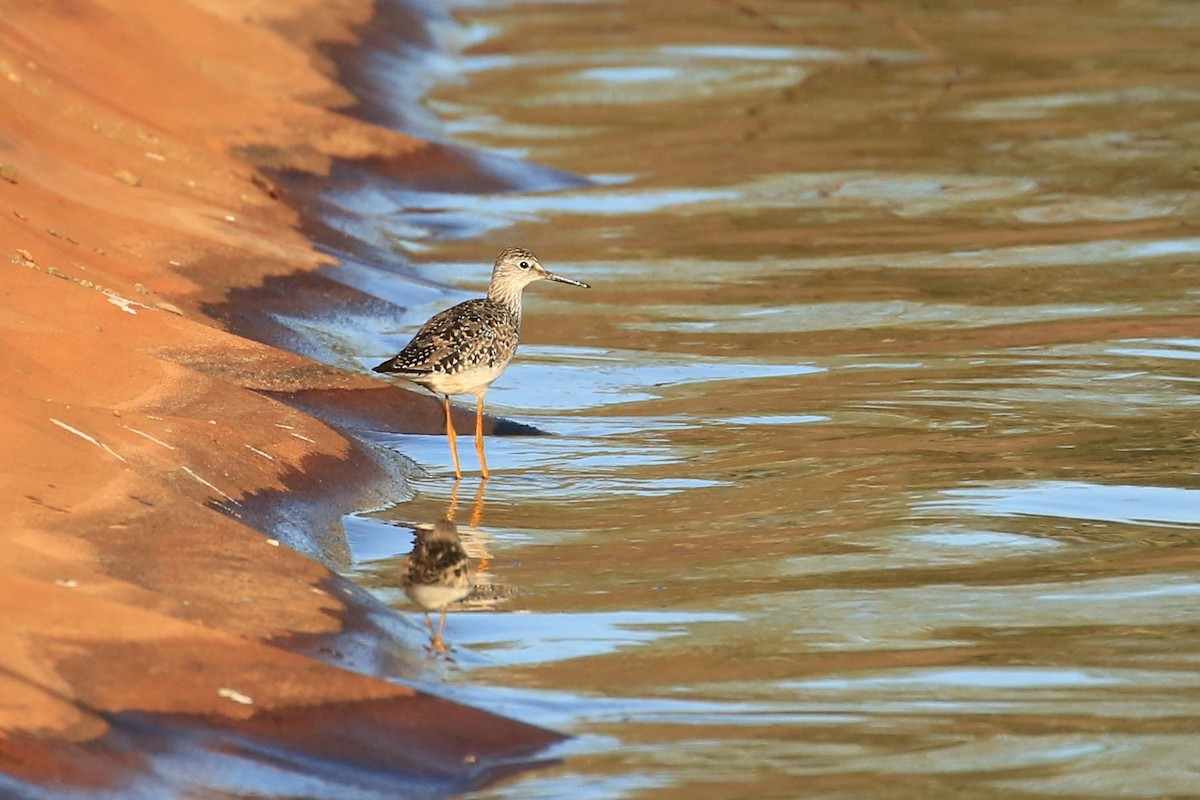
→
(373, 357, 433, 375)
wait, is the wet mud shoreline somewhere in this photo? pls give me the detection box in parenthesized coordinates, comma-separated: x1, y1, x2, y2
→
(0, 0, 562, 794)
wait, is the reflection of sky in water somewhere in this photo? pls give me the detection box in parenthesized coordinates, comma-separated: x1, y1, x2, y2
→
(352, 237, 1200, 323)
(659, 44, 852, 62)
(390, 186, 737, 217)
(487, 346, 822, 411)
(1030, 130, 1183, 162)
(1039, 581, 1200, 602)
(136, 738, 457, 800)
(1109, 338, 1200, 362)
(865, 348, 1200, 416)
(413, 680, 853, 734)
(364, 427, 707, 474)
(791, 667, 1124, 691)
(352, 340, 816, 419)
(631, 300, 1153, 334)
(790, 236, 1200, 271)
(714, 413, 828, 426)
(357, 426, 725, 505)
(516, 413, 693, 439)
(552, 63, 810, 104)
(719, 171, 1039, 215)
(346, 185, 736, 245)
(908, 530, 1063, 550)
(959, 86, 1200, 120)
(745, 573, 1200, 651)
(760, 667, 1200, 724)
(334, 160, 1200, 260)
(920, 481, 1200, 526)
(448, 610, 738, 667)
(578, 66, 681, 82)
(398, 236, 1200, 293)
(472, 772, 668, 800)
(493, 41, 926, 108)
(779, 528, 1063, 578)
(374, 171, 1045, 229)
(455, 40, 902, 73)
(1012, 194, 1190, 224)
(344, 513, 415, 564)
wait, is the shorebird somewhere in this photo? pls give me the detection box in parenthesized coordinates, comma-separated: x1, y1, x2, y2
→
(373, 247, 590, 478)
(402, 518, 476, 651)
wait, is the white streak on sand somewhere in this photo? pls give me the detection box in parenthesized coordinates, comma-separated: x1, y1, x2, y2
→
(102, 289, 153, 315)
(180, 465, 238, 504)
(124, 426, 175, 450)
(218, 687, 254, 705)
(245, 444, 274, 461)
(50, 418, 127, 462)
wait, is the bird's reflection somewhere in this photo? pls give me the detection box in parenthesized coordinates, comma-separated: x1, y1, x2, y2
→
(402, 518, 475, 652)
(401, 477, 517, 652)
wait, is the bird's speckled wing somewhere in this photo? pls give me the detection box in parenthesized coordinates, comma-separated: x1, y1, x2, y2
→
(373, 298, 519, 378)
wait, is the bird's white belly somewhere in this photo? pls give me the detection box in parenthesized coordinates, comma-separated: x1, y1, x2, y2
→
(406, 583, 473, 611)
(420, 360, 509, 397)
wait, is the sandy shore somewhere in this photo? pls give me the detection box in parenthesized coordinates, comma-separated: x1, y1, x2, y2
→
(0, 0, 557, 790)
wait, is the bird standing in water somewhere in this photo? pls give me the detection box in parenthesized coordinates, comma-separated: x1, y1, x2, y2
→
(374, 247, 590, 478)
(402, 518, 476, 651)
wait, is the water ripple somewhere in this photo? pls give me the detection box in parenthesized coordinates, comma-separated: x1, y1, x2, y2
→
(921, 481, 1200, 527)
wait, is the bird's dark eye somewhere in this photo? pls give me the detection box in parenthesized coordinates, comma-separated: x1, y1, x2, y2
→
(519, 261, 529, 269)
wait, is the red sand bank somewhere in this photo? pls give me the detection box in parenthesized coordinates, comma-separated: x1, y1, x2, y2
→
(0, 0, 558, 792)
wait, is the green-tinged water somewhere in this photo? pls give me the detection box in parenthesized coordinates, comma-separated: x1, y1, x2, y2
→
(345, 2, 1200, 796)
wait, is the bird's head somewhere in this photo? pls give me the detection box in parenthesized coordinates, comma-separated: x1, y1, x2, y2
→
(492, 247, 590, 291)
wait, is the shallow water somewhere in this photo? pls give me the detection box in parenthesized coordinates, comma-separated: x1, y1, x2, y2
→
(335, 1, 1200, 797)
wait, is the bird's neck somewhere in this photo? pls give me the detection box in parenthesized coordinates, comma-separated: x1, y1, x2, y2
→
(486, 282, 524, 319)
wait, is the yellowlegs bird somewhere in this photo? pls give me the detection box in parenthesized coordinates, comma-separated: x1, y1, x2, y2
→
(374, 247, 590, 478)
(402, 518, 476, 651)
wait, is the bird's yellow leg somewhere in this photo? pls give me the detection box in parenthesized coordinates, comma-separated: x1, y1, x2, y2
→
(474, 394, 489, 478)
(444, 395, 462, 479)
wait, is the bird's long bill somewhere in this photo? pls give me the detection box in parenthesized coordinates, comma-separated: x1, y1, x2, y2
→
(545, 271, 591, 289)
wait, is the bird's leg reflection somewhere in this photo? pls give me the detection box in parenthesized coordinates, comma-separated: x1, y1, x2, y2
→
(436, 608, 451, 651)
(454, 479, 520, 610)
(471, 478, 489, 571)
(423, 611, 444, 653)
(443, 478, 490, 571)
(445, 477, 463, 523)
(470, 477, 487, 529)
